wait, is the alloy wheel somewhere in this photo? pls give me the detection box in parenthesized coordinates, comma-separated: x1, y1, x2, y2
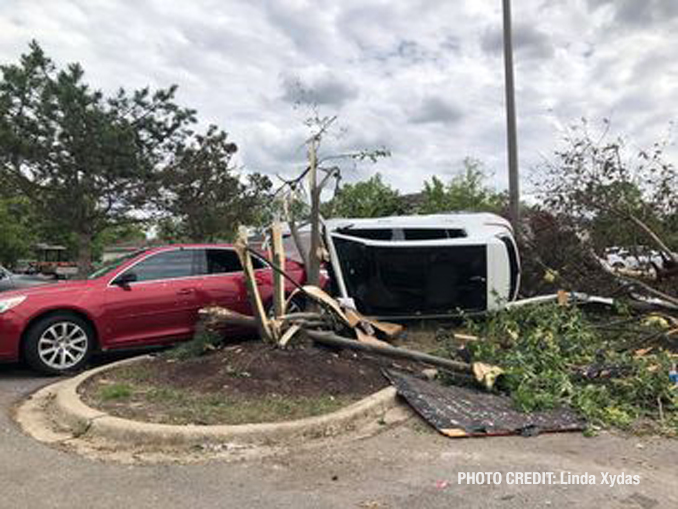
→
(37, 321, 89, 371)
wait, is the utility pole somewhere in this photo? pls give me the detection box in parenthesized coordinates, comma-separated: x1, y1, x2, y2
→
(502, 0, 520, 233)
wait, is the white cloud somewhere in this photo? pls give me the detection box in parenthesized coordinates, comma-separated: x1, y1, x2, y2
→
(1, 0, 677, 195)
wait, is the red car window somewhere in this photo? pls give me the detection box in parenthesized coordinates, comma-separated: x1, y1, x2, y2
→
(130, 249, 196, 282)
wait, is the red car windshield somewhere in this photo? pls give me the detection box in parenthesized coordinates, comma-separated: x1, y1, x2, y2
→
(87, 250, 146, 280)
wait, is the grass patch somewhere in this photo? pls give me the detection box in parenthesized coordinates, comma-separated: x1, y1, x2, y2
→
(442, 304, 677, 434)
(144, 391, 354, 425)
(109, 365, 155, 384)
(98, 383, 133, 401)
(88, 372, 357, 425)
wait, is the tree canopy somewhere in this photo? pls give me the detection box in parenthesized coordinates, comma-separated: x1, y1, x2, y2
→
(0, 197, 35, 267)
(0, 41, 195, 274)
(156, 125, 272, 242)
(0, 41, 275, 272)
(323, 173, 402, 218)
(417, 158, 505, 215)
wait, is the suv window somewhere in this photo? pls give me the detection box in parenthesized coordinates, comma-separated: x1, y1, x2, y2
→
(336, 228, 394, 241)
(129, 249, 196, 282)
(402, 229, 449, 240)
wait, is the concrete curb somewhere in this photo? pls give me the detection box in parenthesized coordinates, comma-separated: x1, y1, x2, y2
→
(40, 355, 403, 447)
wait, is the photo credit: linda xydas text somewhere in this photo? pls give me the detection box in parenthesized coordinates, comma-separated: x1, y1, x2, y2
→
(457, 472, 640, 486)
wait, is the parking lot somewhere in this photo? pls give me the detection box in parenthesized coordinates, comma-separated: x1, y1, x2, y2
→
(1, 359, 677, 509)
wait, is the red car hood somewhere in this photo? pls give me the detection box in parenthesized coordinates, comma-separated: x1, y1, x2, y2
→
(0, 279, 94, 299)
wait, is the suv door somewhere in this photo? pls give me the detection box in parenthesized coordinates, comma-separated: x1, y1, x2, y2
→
(103, 248, 202, 346)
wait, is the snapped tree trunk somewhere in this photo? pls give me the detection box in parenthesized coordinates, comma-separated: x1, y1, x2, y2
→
(307, 138, 321, 287)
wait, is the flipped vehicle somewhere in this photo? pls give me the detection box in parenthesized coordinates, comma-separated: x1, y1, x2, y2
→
(0, 265, 55, 292)
(323, 213, 520, 318)
(0, 244, 307, 374)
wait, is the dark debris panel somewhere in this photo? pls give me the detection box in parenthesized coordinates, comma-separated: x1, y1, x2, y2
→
(384, 370, 585, 438)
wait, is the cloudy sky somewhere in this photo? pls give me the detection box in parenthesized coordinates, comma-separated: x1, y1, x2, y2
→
(1, 0, 677, 195)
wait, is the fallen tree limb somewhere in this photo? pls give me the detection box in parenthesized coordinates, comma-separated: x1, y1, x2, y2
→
(620, 276, 678, 308)
(306, 329, 472, 373)
(199, 307, 257, 328)
(200, 308, 332, 330)
(279, 324, 301, 348)
(280, 312, 328, 322)
(628, 213, 678, 264)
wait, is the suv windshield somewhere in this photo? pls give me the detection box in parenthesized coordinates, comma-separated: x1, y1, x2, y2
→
(87, 251, 145, 280)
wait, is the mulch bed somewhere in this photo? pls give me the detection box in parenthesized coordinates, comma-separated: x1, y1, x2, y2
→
(148, 341, 387, 398)
(79, 341, 400, 425)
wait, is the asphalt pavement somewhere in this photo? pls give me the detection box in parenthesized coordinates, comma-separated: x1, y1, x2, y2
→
(1, 359, 677, 509)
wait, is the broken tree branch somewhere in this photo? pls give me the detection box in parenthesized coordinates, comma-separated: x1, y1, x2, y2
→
(620, 276, 678, 308)
(306, 329, 472, 373)
(199, 307, 257, 328)
(628, 213, 678, 264)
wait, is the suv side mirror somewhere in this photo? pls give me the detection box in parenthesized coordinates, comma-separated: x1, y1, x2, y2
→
(113, 272, 138, 287)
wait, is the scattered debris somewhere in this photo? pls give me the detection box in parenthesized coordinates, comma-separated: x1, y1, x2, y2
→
(384, 370, 585, 438)
(196, 206, 677, 437)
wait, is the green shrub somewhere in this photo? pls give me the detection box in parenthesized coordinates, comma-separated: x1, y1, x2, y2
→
(448, 304, 677, 432)
(165, 324, 223, 360)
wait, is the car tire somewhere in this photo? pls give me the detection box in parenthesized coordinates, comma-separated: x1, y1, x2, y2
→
(286, 295, 307, 314)
(24, 313, 95, 375)
(266, 295, 307, 319)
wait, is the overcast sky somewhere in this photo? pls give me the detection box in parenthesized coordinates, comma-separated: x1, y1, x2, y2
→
(1, 0, 677, 195)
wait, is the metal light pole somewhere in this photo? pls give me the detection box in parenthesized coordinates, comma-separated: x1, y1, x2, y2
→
(502, 0, 520, 233)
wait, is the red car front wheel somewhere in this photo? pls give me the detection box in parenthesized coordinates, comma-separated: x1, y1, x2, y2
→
(24, 313, 94, 375)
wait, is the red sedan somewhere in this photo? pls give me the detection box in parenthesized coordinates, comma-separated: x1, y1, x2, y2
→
(0, 245, 307, 374)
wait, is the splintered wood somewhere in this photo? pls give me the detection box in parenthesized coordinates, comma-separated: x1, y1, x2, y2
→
(235, 227, 274, 342)
(202, 226, 403, 348)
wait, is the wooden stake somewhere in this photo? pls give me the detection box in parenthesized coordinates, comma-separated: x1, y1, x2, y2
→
(270, 220, 286, 318)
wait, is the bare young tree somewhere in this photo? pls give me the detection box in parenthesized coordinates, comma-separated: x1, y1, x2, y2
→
(274, 109, 389, 287)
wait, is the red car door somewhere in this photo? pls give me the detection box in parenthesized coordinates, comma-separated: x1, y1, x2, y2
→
(102, 248, 202, 347)
(194, 248, 249, 314)
(194, 248, 275, 332)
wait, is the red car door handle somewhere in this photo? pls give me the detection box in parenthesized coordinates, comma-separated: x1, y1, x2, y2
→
(177, 288, 194, 295)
